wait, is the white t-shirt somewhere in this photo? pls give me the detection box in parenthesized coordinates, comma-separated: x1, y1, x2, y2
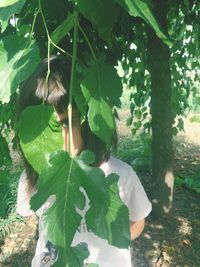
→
(17, 156, 152, 267)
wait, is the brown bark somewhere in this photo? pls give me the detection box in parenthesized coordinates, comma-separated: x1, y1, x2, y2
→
(147, 0, 174, 217)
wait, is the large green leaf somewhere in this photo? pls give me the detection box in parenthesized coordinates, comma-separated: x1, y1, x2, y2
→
(30, 150, 130, 265)
(18, 105, 63, 174)
(0, 0, 26, 32)
(77, 152, 131, 248)
(0, 0, 19, 8)
(116, 0, 172, 45)
(51, 12, 74, 52)
(87, 97, 115, 144)
(30, 150, 89, 267)
(86, 173, 131, 248)
(75, 0, 119, 42)
(0, 35, 40, 103)
(81, 61, 122, 144)
(72, 68, 87, 120)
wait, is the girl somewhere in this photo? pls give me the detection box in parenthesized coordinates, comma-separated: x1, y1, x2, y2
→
(16, 56, 152, 267)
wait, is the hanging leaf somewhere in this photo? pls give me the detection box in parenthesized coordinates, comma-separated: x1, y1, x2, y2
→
(18, 105, 63, 174)
(87, 97, 115, 144)
(75, 0, 119, 42)
(0, 35, 40, 103)
(31, 149, 130, 265)
(77, 153, 131, 248)
(0, 0, 26, 33)
(51, 12, 75, 52)
(81, 61, 122, 144)
(0, 0, 19, 8)
(115, 0, 172, 45)
(30, 150, 89, 267)
(78, 151, 131, 248)
(72, 68, 87, 120)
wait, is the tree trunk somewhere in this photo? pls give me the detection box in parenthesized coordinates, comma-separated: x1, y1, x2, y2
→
(147, 0, 174, 217)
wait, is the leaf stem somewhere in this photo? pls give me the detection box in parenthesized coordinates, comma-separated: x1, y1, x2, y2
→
(68, 10, 79, 156)
(50, 39, 73, 59)
(78, 23, 97, 61)
(38, 0, 72, 59)
(29, 8, 40, 40)
(38, 0, 74, 103)
(38, 0, 51, 103)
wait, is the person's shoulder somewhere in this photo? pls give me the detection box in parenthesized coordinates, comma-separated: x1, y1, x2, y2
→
(101, 156, 138, 180)
(108, 156, 132, 171)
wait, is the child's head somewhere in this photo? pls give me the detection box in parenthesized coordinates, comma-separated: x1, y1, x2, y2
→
(17, 56, 117, 187)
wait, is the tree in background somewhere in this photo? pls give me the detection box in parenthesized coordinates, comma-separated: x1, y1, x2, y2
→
(147, 0, 173, 217)
(118, 0, 200, 217)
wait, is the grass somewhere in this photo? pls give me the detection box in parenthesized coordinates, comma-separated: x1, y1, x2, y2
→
(189, 114, 200, 123)
(175, 169, 200, 195)
(115, 132, 152, 172)
(0, 169, 23, 239)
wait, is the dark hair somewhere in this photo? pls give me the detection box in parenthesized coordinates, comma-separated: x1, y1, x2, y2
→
(17, 56, 117, 190)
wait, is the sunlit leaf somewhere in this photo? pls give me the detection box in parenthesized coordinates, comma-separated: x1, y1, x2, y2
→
(115, 0, 172, 45)
(72, 68, 87, 120)
(30, 150, 89, 267)
(81, 61, 122, 144)
(18, 105, 63, 174)
(0, 35, 40, 103)
(0, 0, 19, 8)
(83, 170, 131, 248)
(30, 149, 130, 265)
(0, 0, 26, 32)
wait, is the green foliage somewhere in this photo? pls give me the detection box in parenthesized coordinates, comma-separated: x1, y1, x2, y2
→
(0, 0, 188, 265)
(175, 169, 200, 195)
(0, 170, 22, 240)
(18, 105, 63, 174)
(0, 35, 40, 103)
(0, 0, 25, 32)
(30, 150, 130, 266)
(81, 60, 122, 144)
(51, 12, 74, 51)
(0, 135, 12, 170)
(0, 212, 23, 239)
(119, 0, 200, 135)
(30, 150, 90, 266)
(76, 0, 119, 43)
(116, 133, 152, 171)
(168, 0, 200, 120)
(116, 0, 171, 45)
(0, 0, 19, 8)
(189, 114, 200, 123)
(0, 170, 19, 218)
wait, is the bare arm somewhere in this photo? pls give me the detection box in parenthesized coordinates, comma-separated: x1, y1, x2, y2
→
(130, 219, 145, 240)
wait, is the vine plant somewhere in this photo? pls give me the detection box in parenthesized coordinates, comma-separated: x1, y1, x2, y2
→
(0, 0, 170, 266)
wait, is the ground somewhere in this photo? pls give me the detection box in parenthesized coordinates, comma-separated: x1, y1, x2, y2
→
(0, 109, 199, 267)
